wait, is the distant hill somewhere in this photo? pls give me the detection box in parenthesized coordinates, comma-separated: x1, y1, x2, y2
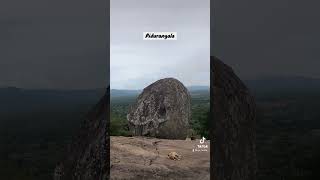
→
(111, 86, 210, 98)
(244, 76, 320, 95)
(187, 86, 209, 91)
(0, 87, 105, 113)
(110, 89, 141, 98)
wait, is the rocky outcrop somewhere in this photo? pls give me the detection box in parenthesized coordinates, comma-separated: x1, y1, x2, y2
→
(211, 56, 257, 180)
(127, 78, 191, 139)
(54, 56, 257, 180)
(54, 88, 109, 180)
(110, 136, 210, 180)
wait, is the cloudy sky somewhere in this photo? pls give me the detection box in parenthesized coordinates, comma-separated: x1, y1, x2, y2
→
(2, 0, 320, 89)
(110, 0, 210, 90)
(212, 0, 320, 80)
(0, 0, 108, 89)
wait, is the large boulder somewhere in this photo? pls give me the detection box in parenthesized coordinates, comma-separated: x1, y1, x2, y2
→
(127, 78, 191, 139)
(211, 56, 257, 180)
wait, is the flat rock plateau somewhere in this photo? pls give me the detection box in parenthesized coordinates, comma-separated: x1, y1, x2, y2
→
(110, 136, 210, 180)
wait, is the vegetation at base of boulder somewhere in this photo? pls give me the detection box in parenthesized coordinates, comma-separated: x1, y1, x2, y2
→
(110, 112, 131, 136)
(110, 104, 210, 138)
(190, 107, 209, 138)
(110, 90, 210, 138)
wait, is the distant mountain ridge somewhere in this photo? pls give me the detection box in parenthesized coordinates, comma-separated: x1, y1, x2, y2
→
(112, 76, 320, 97)
(110, 89, 142, 97)
(187, 86, 210, 91)
(2, 75, 320, 104)
(111, 86, 210, 97)
(0, 87, 105, 113)
(244, 76, 320, 94)
(3, 75, 320, 97)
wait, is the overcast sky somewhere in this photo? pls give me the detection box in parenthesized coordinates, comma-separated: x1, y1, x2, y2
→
(1, 0, 320, 89)
(0, 0, 108, 89)
(212, 0, 320, 80)
(110, 0, 210, 90)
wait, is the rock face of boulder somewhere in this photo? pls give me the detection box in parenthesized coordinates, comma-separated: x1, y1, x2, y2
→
(127, 78, 191, 139)
(54, 88, 109, 180)
(211, 56, 257, 180)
